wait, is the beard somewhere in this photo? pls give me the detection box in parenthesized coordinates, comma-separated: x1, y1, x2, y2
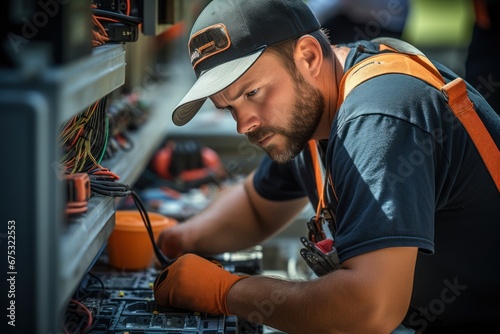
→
(247, 71, 325, 164)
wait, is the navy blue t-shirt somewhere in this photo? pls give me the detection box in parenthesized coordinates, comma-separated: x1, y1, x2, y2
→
(253, 40, 500, 329)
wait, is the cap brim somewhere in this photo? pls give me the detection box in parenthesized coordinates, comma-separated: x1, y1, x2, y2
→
(172, 48, 265, 126)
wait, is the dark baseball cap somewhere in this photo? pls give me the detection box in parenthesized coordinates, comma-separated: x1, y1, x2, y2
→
(172, 0, 321, 126)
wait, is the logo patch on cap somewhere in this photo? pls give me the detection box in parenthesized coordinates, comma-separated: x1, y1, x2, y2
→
(189, 23, 231, 69)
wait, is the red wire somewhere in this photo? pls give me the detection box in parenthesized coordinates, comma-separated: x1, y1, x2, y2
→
(70, 299, 93, 332)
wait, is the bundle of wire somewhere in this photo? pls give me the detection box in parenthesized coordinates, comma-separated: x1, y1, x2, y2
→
(91, 4, 110, 47)
(64, 271, 105, 334)
(60, 97, 109, 174)
(60, 97, 172, 266)
(88, 168, 173, 267)
(91, 0, 142, 46)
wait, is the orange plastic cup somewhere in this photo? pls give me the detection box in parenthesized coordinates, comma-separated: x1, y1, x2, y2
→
(107, 210, 177, 270)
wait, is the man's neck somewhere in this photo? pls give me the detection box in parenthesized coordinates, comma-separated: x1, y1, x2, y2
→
(315, 46, 350, 140)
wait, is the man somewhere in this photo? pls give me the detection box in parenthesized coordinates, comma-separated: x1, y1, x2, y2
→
(307, 0, 410, 44)
(154, 0, 500, 333)
(466, 0, 500, 113)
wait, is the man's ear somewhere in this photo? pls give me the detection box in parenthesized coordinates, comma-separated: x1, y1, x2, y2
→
(294, 35, 323, 78)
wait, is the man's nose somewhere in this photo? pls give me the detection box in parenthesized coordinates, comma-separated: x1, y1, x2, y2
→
(234, 109, 261, 134)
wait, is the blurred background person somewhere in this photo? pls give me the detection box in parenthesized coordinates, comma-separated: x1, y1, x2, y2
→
(465, 0, 500, 114)
(307, 0, 410, 44)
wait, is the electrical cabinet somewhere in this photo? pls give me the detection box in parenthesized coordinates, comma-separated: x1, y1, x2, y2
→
(0, 36, 187, 334)
(0, 0, 200, 330)
(1, 43, 193, 334)
(1, 43, 125, 334)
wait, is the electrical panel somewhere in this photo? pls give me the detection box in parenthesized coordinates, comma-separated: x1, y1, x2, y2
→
(1, 0, 188, 333)
(65, 248, 264, 333)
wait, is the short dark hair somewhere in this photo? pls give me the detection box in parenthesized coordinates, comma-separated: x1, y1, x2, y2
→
(265, 28, 333, 76)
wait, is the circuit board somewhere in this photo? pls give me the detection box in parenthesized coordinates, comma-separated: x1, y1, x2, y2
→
(65, 248, 264, 333)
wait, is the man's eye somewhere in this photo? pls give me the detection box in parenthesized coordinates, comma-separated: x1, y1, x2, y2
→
(246, 89, 258, 98)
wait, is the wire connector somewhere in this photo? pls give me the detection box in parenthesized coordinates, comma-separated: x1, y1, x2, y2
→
(104, 22, 139, 42)
(64, 173, 91, 215)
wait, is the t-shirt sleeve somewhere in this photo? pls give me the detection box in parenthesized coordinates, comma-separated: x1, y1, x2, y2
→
(330, 79, 442, 261)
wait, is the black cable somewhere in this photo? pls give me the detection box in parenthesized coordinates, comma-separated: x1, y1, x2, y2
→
(130, 190, 174, 266)
(70, 271, 106, 334)
(87, 272, 106, 298)
(89, 97, 108, 166)
(90, 180, 130, 192)
(88, 172, 174, 267)
(91, 8, 142, 25)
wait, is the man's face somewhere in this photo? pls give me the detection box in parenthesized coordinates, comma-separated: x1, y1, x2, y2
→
(210, 52, 325, 164)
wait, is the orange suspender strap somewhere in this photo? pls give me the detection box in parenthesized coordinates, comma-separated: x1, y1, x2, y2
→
(336, 42, 500, 192)
(308, 139, 327, 240)
(443, 79, 500, 191)
(337, 52, 445, 102)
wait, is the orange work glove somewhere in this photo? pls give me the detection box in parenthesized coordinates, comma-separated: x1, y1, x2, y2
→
(153, 253, 248, 315)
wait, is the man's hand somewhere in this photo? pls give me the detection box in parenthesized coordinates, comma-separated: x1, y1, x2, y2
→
(157, 224, 187, 258)
(153, 253, 248, 315)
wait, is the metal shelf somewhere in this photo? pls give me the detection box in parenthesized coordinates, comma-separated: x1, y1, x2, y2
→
(1, 38, 193, 333)
(57, 79, 180, 316)
(0, 44, 126, 123)
(59, 197, 115, 305)
(58, 109, 168, 301)
(55, 45, 129, 312)
(1, 44, 127, 334)
(55, 44, 127, 122)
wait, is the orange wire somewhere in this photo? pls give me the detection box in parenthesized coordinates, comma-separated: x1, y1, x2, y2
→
(96, 16, 119, 23)
(90, 4, 109, 47)
(126, 0, 130, 15)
